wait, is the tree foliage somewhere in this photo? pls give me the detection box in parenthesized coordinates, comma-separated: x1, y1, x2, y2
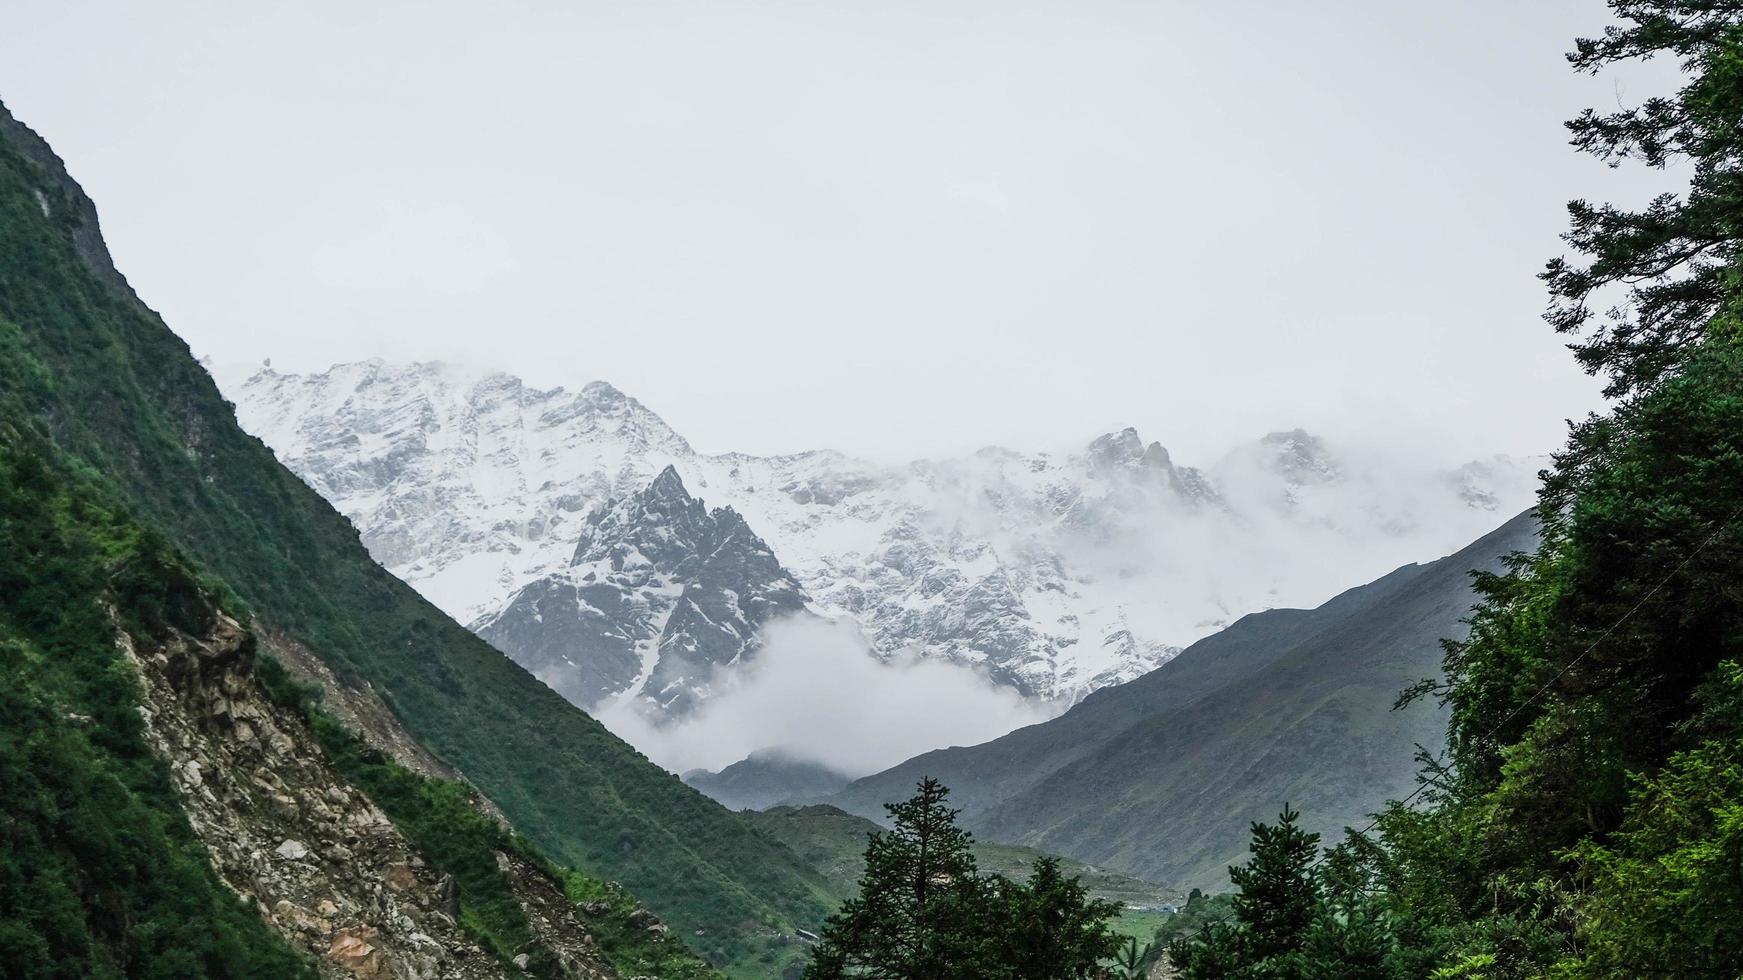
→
(1167, 808, 1407, 980)
(1545, 0, 1743, 398)
(1330, 3, 1743, 977)
(804, 779, 1119, 980)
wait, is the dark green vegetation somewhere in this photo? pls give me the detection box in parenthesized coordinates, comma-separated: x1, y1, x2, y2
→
(0, 438, 316, 978)
(560, 876, 721, 980)
(803, 780, 1120, 980)
(1165, 809, 1399, 980)
(1150, 891, 1235, 949)
(0, 410, 712, 979)
(1166, 2, 1743, 975)
(0, 99, 834, 971)
(747, 804, 1171, 909)
(831, 517, 1535, 890)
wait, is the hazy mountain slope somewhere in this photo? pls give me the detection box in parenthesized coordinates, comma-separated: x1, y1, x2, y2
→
(827, 557, 1436, 820)
(0, 98, 832, 969)
(973, 511, 1539, 890)
(683, 751, 856, 812)
(219, 361, 1541, 724)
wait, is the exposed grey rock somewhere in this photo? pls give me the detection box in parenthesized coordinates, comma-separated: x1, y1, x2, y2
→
(476, 467, 809, 717)
(115, 589, 618, 979)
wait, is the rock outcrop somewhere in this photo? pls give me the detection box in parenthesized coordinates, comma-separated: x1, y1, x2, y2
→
(475, 466, 809, 717)
(118, 601, 616, 979)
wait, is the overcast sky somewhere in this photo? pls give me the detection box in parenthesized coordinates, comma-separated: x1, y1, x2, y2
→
(2, 0, 1674, 462)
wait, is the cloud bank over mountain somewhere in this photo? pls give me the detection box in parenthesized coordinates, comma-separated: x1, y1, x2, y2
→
(215, 359, 1542, 765)
(598, 615, 1056, 776)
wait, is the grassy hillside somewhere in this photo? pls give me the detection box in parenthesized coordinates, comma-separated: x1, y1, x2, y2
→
(0, 98, 833, 970)
(830, 559, 1435, 823)
(746, 804, 1173, 908)
(975, 513, 1539, 889)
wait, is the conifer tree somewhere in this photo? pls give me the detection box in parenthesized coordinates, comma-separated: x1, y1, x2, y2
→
(1167, 806, 1322, 980)
(1543, 0, 1743, 398)
(804, 777, 987, 980)
(1229, 804, 1319, 968)
(1107, 936, 1153, 980)
(1299, 846, 1397, 980)
(804, 779, 1119, 979)
(993, 857, 1120, 979)
(1363, 3, 1743, 976)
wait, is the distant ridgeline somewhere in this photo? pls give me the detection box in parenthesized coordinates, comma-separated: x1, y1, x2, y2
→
(220, 357, 1541, 730)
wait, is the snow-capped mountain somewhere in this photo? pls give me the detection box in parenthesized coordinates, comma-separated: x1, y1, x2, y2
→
(215, 359, 1541, 721)
(475, 465, 810, 717)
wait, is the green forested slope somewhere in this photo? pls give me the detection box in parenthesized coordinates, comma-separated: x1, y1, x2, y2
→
(0, 98, 833, 968)
(975, 513, 1536, 889)
(828, 515, 1532, 892)
(0, 436, 317, 978)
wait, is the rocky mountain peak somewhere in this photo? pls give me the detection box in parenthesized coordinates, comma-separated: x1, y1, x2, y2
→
(1080, 427, 1214, 503)
(1086, 427, 1148, 469)
(1139, 441, 1174, 471)
(646, 463, 691, 500)
(541, 379, 695, 456)
(1085, 427, 1182, 477)
(481, 468, 809, 717)
(579, 378, 631, 405)
(573, 465, 709, 569)
(1259, 428, 1340, 483)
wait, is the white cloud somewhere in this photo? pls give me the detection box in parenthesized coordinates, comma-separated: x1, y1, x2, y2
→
(596, 615, 1056, 777)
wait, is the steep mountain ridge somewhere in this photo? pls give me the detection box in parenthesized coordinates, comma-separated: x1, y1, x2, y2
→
(0, 96, 830, 974)
(0, 416, 714, 978)
(219, 361, 1541, 724)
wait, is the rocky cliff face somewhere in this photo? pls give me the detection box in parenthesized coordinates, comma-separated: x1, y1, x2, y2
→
(474, 466, 810, 716)
(217, 361, 1542, 721)
(119, 599, 616, 979)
